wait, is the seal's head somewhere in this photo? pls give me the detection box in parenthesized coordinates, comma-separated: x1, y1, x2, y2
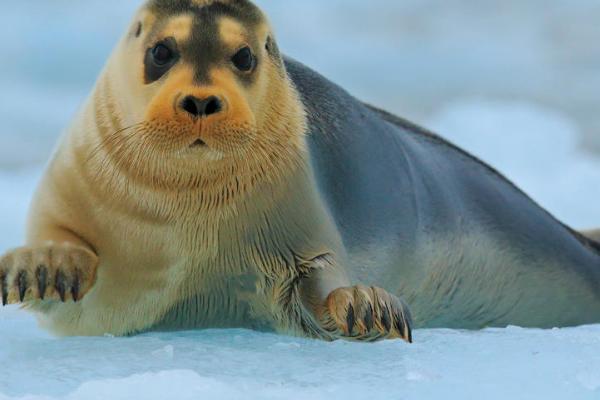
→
(96, 0, 306, 194)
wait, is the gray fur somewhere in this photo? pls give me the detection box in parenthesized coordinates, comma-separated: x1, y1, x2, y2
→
(284, 58, 600, 329)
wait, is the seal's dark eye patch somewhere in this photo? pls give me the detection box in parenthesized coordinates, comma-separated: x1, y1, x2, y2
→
(144, 38, 179, 84)
(231, 47, 255, 72)
(135, 22, 142, 38)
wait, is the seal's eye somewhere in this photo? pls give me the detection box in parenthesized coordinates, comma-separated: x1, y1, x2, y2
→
(144, 38, 179, 84)
(231, 47, 255, 72)
(152, 43, 174, 66)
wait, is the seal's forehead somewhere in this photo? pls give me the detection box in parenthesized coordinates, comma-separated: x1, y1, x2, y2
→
(146, 0, 264, 25)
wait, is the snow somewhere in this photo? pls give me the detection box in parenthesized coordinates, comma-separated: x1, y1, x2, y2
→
(2, 307, 600, 400)
(2, 0, 600, 399)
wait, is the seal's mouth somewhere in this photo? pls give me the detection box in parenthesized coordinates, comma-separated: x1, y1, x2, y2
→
(190, 138, 207, 148)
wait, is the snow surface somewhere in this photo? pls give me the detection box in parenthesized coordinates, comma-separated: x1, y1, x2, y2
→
(1, 306, 600, 400)
(2, 1, 600, 399)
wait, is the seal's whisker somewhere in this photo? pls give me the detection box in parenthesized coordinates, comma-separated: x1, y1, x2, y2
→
(86, 122, 145, 167)
(87, 124, 146, 186)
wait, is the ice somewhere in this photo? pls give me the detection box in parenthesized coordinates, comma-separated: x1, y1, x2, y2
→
(1, 307, 600, 400)
(2, 0, 600, 399)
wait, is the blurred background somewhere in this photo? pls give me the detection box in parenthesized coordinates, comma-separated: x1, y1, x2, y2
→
(1, 0, 600, 249)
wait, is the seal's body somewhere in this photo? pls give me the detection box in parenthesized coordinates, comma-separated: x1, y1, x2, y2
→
(287, 60, 600, 329)
(0, 0, 598, 341)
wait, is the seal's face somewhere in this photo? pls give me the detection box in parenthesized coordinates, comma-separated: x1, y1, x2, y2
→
(114, 0, 299, 167)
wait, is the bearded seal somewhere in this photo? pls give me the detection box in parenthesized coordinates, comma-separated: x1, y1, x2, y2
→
(1, 0, 599, 342)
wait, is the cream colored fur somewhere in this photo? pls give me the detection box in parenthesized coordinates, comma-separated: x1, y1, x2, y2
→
(0, 1, 412, 342)
(23, 9, 317, 336)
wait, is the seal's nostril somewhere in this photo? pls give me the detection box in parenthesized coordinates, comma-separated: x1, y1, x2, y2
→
(204, 97, 222, 116)
(182, 97, 200, 117)
(180, 96, 223, 118)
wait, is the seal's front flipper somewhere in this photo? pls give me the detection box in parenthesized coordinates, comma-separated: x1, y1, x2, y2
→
(581, 229, 600, 243)
(295, 255, 412, 342)
(0, 244, 98, 305)
(321, 285, 413, 343)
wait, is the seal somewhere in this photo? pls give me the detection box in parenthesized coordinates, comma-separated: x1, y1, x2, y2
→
(0, 0, 410, 342)
(1, 0, 599, 341)
(583, 230, 600, 242)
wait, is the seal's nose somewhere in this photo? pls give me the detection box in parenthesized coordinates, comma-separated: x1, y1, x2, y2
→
(180, 95, 223, 118)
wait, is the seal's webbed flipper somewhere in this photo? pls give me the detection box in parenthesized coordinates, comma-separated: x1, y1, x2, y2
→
(320, 286, 413, 343)
(0, 244, 98, 305)
(581, 229, 600, 243)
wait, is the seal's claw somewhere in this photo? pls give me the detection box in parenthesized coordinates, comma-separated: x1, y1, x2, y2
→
(324, 285, 413, 343)
(364, 304, 374, 332)
(346, 304, 356, 336)
(36, 265, 48, 300)
(0, 244, 97, 304)
(71, 273, 80, 302)
(325, 287, 355, 335)
(55, 271, 67, 302)
(17, 271, 28, 302)
(1, 273, 7, 306)
(380, 305, 391, 332)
